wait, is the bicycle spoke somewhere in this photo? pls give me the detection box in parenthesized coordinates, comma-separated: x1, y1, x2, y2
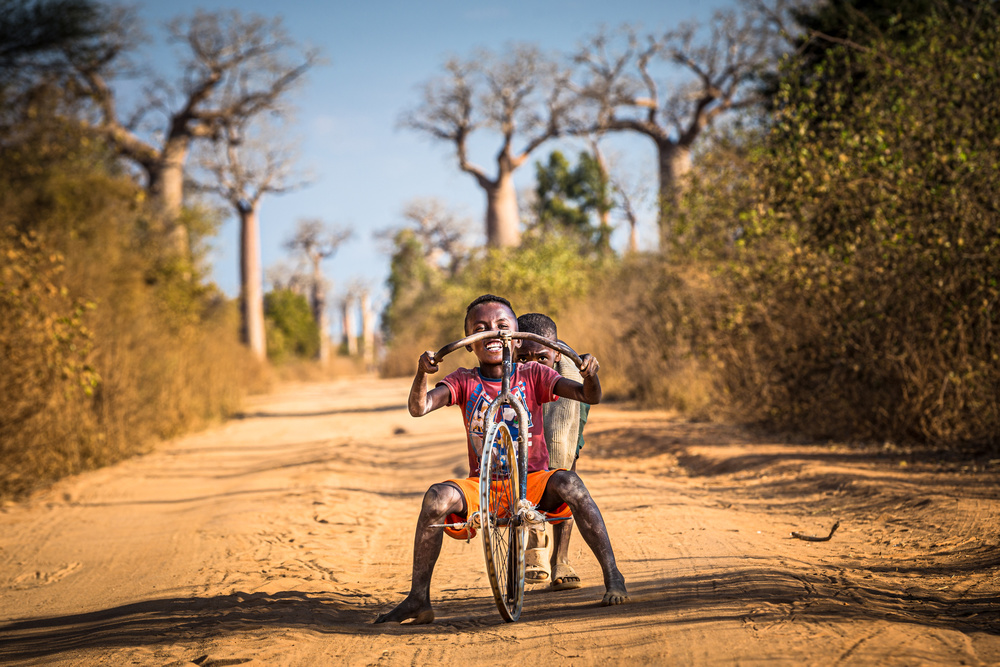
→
(480, 420, 524, 621)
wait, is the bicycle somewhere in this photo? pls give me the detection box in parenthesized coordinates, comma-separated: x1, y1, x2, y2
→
(428, 329, 585, 622)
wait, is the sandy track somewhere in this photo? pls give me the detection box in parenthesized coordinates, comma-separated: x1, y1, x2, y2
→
(1, 376, 998, 665)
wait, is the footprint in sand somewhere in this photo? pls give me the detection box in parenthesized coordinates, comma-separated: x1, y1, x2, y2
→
(11, 561, 82, 588)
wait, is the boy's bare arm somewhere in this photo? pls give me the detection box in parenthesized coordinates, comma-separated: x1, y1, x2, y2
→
(553, 354, 602, 405)
(408, 351, 452, 417)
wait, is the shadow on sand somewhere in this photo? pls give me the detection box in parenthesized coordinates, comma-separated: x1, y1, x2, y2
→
(2, 567, 997, 662)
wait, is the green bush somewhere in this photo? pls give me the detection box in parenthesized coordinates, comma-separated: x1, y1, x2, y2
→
(380, 235, 606, 377)
(717, 3, 1000, 447)
(264, 288, 320, 362)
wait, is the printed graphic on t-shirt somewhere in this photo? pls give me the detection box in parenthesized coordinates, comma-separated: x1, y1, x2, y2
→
(465, 378, 533, 463)
(441, 363, 559, 476)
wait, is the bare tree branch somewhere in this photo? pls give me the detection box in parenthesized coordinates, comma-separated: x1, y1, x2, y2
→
(72, 8, 319, 244)
(401, 44, 573, 246)
(193, 115, 306, 210)
(572, 2, 787, 248)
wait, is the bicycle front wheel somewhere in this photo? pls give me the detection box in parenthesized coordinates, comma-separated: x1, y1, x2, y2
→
(480, 420, 524, 622)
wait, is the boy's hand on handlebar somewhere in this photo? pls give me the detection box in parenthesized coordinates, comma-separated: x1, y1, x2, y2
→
(418, 351, 439, 375)
(580, 353, 600, 378)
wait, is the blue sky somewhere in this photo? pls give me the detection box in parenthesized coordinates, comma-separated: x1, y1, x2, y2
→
(125, 0, 737, 331)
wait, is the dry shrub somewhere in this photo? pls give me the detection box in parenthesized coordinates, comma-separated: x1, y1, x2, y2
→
(272, 355, 370, 383)
(559, 257, 722, 420)
(0, 135, 262, 499)
(716, 239, 1000, 447)
(0, 227, 97, 495)
(720, 4, 1000, 449)
(380, 333, 441, 379)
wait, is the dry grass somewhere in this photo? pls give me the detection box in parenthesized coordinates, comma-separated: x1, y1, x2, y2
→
(271, 355, 372, 383)
(0, 159, 267, 500)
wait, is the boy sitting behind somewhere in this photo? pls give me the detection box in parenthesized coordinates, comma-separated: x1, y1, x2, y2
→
(374, 294, 629, 624)
(516, 313, 588, 592)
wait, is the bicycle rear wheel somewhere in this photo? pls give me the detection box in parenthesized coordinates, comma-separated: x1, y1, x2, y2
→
(480, 420, 524, 622)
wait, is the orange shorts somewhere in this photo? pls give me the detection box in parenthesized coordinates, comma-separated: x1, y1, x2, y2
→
(443, 469, 572, 540)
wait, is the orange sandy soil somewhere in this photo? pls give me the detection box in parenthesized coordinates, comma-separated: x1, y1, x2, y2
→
(1, 376, 998, 666)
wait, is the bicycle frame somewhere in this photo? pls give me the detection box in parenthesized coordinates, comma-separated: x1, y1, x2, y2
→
(431, 330, 583, 532)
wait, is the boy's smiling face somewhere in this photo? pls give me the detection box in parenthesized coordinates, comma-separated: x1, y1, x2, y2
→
(465, 301, 519, 366)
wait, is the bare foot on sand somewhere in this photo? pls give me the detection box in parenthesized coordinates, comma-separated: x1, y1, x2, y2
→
(602, 574, 631, 606)
(373, 597, 435, 625)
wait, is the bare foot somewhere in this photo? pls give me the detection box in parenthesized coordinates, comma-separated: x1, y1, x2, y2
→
(373, 596, 435, 624)
(601, 573, 630, 606)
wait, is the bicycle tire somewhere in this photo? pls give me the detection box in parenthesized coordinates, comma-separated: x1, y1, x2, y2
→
(480, 419, 524, 622)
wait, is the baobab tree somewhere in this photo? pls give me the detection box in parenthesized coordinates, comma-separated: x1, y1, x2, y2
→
(403, 45, 575, 247)
(398, 198, 468, 278)
(285, 218, 352, 365)
(359, 288, 377, 372)
(73, 9, 317, 256)
(340, 284, 360, 357)
(612, 173, 647, 255)
(574, 2, 783, 249)
(195, 117, 302, 361)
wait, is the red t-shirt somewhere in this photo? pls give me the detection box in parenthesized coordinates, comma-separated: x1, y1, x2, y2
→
(439, 362, 562, 476)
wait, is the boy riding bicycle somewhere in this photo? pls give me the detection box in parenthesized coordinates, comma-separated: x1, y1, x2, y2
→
(374, 294, 629, 624)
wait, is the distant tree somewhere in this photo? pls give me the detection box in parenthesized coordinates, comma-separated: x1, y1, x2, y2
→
(609, 168, 648, 255)
(265, 259, 309, 296)
(339, 283, 360, 357)
(573, 3, 784, 249)
(396, 198, 469, 277)
(403, 45, 575, 247)
(379, 199, 470, 341)
(532, 149, 613, 253)
(72, 9, 317, 256)
(0, 0, 106, 95)
(264, 288, 318, 362)
(285, 218, 352, 365)
(195, 117, 303, 361)
(359, 287, 376, 371)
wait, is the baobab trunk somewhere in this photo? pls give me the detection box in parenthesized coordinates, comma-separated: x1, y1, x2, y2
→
(341, 299, 358, 357)
(311, 266, 330, 365)
(626, 210, 639, 254)
(238, 203, 267, 362)
(485, 170, 521, 248)
(657, 142, 693, 252)
(360, 290, 375, 372)
(148, 139, 191, 258)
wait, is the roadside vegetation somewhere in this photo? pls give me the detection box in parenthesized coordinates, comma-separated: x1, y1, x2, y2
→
(382, 1, 999, 454)
(0, 121, 262, 498)
(4, 0, 997, 500)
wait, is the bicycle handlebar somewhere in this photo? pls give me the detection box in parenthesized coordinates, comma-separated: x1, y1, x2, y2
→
(432, 331, 584, 369)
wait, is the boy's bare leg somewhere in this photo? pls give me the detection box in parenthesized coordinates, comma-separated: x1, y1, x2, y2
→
(540, 471, 630, 605)
(374, 482, 466, 624)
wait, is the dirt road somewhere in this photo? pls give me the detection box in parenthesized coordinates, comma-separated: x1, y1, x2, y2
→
(1, 377, 998, 665)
